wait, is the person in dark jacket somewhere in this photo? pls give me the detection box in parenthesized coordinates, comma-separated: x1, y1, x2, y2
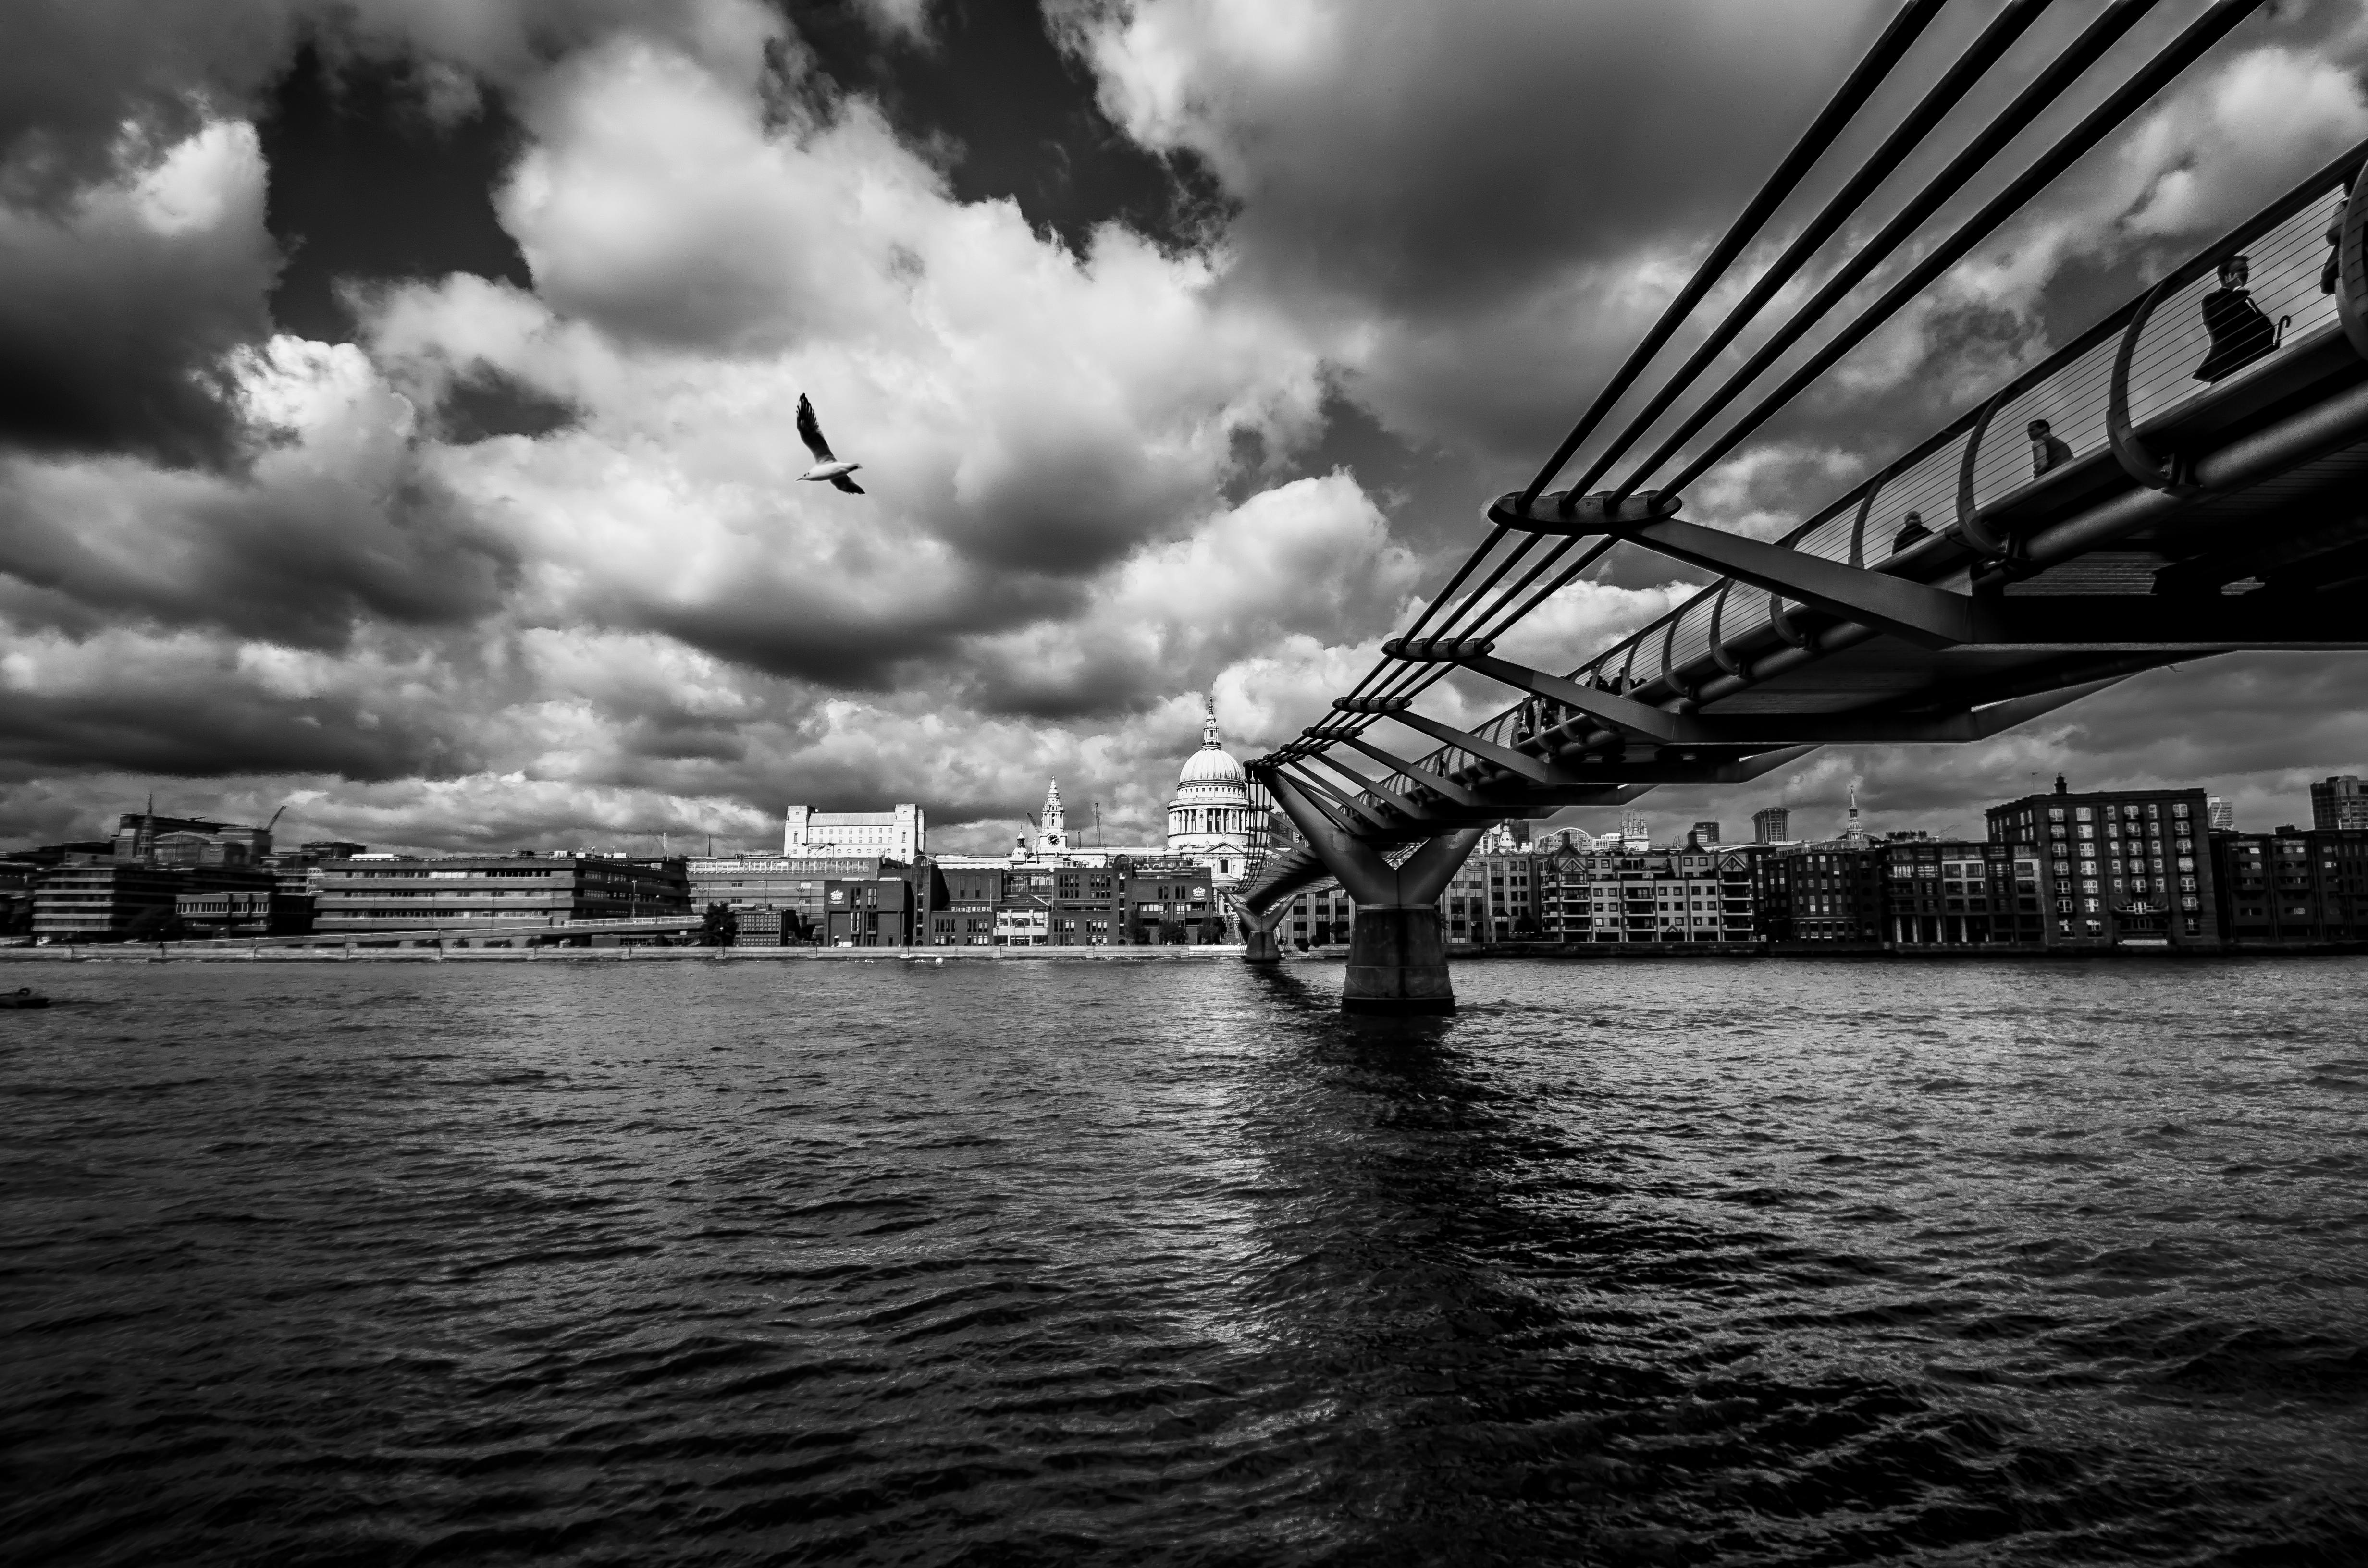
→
(2324, 199, 2346, 296)
(1891, 510, 1930, 555)
(2027, 418, 2074, 477)
(2195, 254, 2278, 382)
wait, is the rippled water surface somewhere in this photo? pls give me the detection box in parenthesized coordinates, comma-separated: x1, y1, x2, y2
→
(4, 957, 2367, 1566)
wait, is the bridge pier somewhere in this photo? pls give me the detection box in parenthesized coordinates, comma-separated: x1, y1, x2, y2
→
(1255, 769, 1487, 1015)
(1235, 898, 1286, 964)
(1342, 906, 1454, 1014)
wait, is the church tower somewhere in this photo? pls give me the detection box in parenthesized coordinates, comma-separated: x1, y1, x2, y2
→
(1038, 778, 1067, 853)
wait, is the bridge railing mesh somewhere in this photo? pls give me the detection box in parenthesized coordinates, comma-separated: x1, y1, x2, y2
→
(1554, 159, 2358, 715)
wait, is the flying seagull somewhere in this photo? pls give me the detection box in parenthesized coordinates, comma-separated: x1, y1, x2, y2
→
(795, 394, 864, 494)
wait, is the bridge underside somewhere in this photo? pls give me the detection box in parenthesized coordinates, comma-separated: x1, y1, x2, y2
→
(1237, 307, 2368, 1013)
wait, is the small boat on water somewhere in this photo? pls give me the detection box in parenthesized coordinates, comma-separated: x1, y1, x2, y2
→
(1, 986, 49, 1009)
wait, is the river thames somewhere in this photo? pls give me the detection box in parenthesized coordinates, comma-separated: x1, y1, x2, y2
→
(3, 958, 2364, 1565)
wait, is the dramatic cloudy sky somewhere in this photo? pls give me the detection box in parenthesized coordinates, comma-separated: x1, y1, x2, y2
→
(5, 0, 2368, 855)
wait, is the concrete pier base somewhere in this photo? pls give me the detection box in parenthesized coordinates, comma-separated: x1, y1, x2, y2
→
(1342, 906, 1455, 1015)
(1234, 895, 1286, 965)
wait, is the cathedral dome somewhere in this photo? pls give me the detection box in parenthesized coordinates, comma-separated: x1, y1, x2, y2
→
(1177, 744, 1246, 788)
(1167, 697, 1254, 867)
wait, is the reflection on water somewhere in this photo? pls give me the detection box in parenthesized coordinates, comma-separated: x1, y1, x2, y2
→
(3, 958, 2365, 1565)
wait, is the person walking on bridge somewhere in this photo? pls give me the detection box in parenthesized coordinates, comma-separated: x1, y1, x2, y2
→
(2195, 254, 2279, 382)
(2027, 419, 2073, 477)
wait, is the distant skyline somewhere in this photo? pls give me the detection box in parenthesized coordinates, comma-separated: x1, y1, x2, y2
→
(6, 0, 2368, 858)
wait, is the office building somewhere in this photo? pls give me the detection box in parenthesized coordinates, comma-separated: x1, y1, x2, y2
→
(32, 859, 275, 942)
(33, 859, 190, 942)
(2208, 796, 2235, 831)
(313, 853, 689, 934)
(1439, 851, 1543, 943)
(783, 804, 924, 862)
(824, 878, 914, 945)
(1690, 821, 1723, 849)
(1752, 807, 1790, 845)
(2310, 776, 2368, 831)
(176, 885, 311, 938)
(690, 854, 900, 943)
(2211, 828, 2368, 943)
(732, 907, 792, 947)
(929, 864, 1005, 946)
(28, 811, 284, 941)
(1985, 783, 2218, 947)
(112, 811, 274, 866)
(268, 841, 368, 901)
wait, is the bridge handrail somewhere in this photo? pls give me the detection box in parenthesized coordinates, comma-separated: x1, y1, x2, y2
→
(1347, 137, 2368, 807)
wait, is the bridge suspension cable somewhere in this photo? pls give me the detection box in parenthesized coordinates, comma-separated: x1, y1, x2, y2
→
(1561, 0, 2061, 502)
(1619, 0, 2265, 503)
(1514, 0, 1953, 511)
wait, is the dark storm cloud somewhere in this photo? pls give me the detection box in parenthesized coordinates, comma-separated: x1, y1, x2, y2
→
(0, 678, 467, 783)
(1073, 0, 1884, 311)
(0, 167, 275, 469)
(0, 455, 518, 649)
(635, 571, 1083, 691)
(0, 0, 297, 208)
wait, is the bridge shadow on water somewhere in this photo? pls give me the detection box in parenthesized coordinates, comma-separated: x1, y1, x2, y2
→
(1210, 964, 2362, 1568)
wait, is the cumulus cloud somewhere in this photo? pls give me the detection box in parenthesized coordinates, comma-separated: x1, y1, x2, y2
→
(5, 0, 2368, 857)
(1052, 0, 1887, 457)
(0, 336, 515, 646)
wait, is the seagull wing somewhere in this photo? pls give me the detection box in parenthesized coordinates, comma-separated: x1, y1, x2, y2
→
(795, 394, 836, 463)
(829, 473, 865, 495)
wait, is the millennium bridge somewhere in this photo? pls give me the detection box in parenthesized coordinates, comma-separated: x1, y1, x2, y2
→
(1235, 0, 2368, 1012)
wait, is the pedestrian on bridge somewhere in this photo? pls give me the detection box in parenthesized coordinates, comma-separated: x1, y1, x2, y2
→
(2195, 254, 2279, 383)
(2027, 419, 2073, 477)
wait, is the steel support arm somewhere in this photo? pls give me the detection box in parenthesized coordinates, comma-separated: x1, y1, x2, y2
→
(1365, 705, 1555, 783)
(1488, 495, 1976, 648)
(1457, 654, 1685, 740)
(1566, 514, 1975, 649)
(1282, 765, 1397, 833)
(1259, 770, 1488, 909)
(1304, 751, 1474, 826)
(1334, 735, 1492, 808)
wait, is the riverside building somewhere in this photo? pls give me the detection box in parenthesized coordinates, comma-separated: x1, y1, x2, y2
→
(2210, 827, 2368, 944)
(1884, 839, 2038, 945)
(2310, 776, 2368, 831)
(313, 853, 689, 935)
(1985, 782, 2218, 947)
(1540, 847, 1754, 943)
(690, 853, 906, 944)
(28, 809, 285, 942)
